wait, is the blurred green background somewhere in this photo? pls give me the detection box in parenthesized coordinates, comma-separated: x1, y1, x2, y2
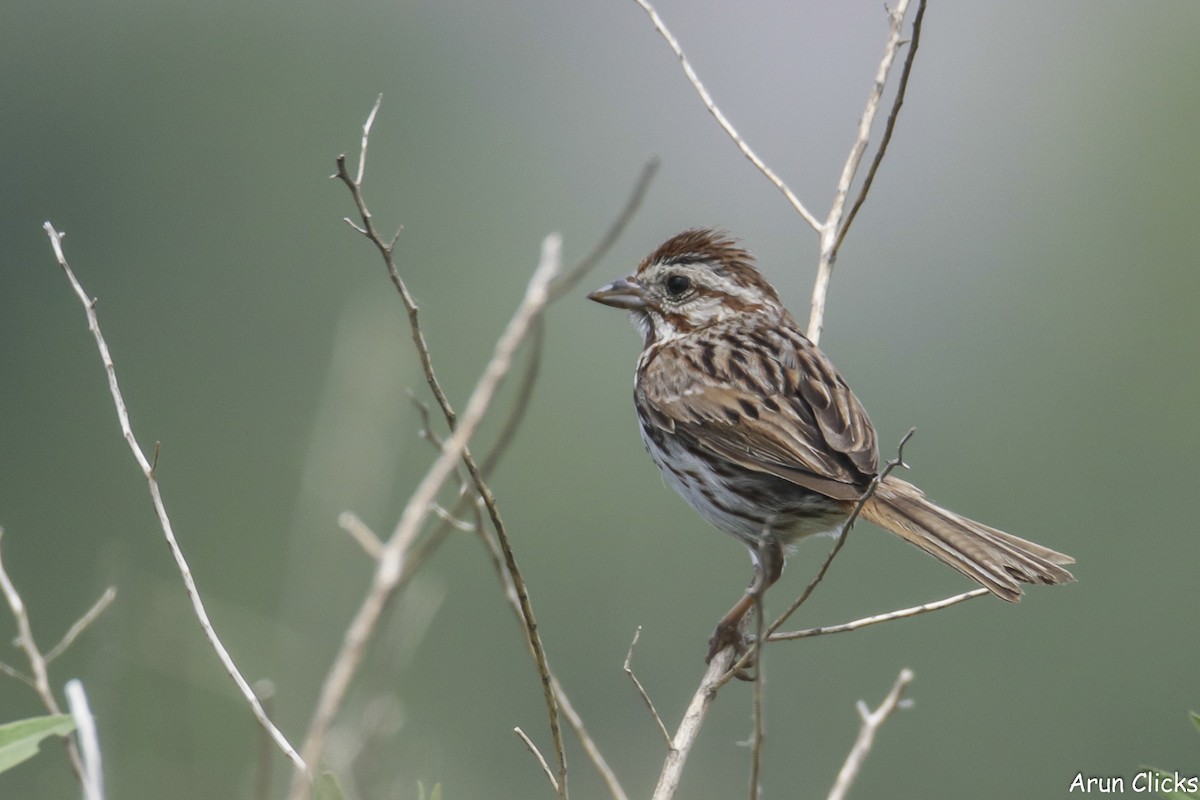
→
(3, 2, 1199, 798)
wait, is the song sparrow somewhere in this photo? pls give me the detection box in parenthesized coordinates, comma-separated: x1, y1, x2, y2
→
(589, 229, 1075, 661)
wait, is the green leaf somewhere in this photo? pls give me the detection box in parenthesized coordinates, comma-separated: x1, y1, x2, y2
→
(1190, 711, 1200, 734)
(314, 771, 346, 800)
(0, 715, 77, 775)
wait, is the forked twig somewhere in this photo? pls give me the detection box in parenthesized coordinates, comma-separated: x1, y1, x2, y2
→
(0, 528, 86, 780)
(835, 0, 928, 254)
(631, 0, 924, 348)
(808, 0, 917, 344)
(40, 227, 305, 772)
(624, 627, 671, 748)
(827, 669, 914, 800)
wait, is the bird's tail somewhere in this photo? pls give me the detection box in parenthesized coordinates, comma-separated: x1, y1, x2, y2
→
(859, 476, 1075, 601)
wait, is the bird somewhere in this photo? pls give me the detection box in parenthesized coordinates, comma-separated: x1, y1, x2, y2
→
(588, 228, 1075, 661)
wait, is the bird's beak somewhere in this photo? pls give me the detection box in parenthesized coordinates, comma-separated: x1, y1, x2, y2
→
(588, 276, 646, 310)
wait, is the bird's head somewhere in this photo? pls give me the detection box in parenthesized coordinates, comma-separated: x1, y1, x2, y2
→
(588, 228, 785, 345)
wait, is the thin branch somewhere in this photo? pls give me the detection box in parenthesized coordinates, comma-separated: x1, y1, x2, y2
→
(770, 588, 988, 642)
(826, 669, 914, 800)
(624, 627, 672, 748)
(0, 528, 86, 779)
(747, 581, 766, 800)
(515, 727, 560, 794)
(808, 0, 914, 344)
(336, 511, 384, 561)
(45, 587, 118, 664)
(834, 0, 928, 254)
(65, 680, 104, 800)
(651, 647, 737, 800)
(631, 0, 821, 232)
(333, 132, 455, 434)
(41, 223, 306, 773)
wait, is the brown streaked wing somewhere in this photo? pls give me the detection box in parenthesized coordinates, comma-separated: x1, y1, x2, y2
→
(638, 325, 878, 501)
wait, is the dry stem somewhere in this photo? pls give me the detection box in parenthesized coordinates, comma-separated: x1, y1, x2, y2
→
(40, 226, 305, 771)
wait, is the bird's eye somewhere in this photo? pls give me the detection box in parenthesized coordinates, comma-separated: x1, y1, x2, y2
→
(665, 274, 691, 297)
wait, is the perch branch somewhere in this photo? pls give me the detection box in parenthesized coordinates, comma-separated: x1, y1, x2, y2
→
(650, 647, 737, 800)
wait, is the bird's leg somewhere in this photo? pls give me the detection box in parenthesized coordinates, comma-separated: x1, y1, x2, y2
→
(706, 539, 784, 665)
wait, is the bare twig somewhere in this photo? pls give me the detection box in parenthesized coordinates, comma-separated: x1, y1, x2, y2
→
(651, 647, 737, 800)
(45, 587, 117, 664)
(808, 0, 915, 344)
(41, 223, 306, 772)
(827, 669, 914, 800)
(631, 1, 820, 232)
(770, 588, 989, 642)
(336, 511, 384, 560)
(515, 727, 560, 794)
(0, 528, 85, 779)
(624, 627, 672, 748)
(65, 679, 104, 800)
